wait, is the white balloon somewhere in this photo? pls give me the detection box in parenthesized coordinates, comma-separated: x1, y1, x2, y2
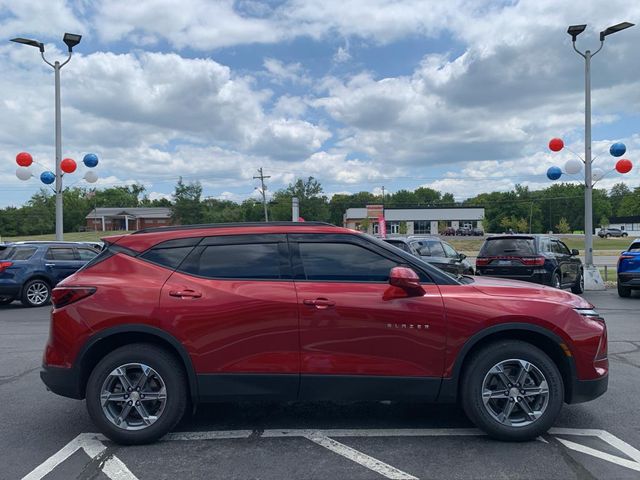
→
(84, 171, 98, 183)
(16, 167, 32, 181)
(564, 158, 582, 175)
(592, 168, 605, 182)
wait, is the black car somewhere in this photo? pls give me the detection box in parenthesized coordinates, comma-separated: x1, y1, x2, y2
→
(400, 236, 474, 275)
(475, 235, 583, 293)
(0, 242, 98, 307)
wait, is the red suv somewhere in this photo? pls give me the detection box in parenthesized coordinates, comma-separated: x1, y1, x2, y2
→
(41, 222, 608, 445)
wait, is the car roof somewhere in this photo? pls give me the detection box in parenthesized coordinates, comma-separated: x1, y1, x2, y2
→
(105, 222, 357, 253)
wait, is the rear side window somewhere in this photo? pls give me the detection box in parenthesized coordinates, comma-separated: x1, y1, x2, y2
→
(45, 247, 76, 260)
(140, 247, 194, 269)
(628, 243, 640, 253)
(10, 247, 38, 260)
(385, 240, 410, 253)
(480, 238, 536, 256)
(298, 242, 397, 282)
(180, 243, 282, 279)
(77, 248, 99, 261)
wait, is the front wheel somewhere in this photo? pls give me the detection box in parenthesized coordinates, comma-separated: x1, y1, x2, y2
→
(86, 344, 188, 445)
(551, 273, 561, 289)
(622, 233, 628, 237)
(461, 340, 564, 441)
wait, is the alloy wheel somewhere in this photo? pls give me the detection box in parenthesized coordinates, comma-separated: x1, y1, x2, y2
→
(26, 282, 49, 306)
(100, 363, 167, 431)
(481, 359, 549, 428)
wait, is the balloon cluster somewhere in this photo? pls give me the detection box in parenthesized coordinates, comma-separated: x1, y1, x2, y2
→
(15, 152, 99, 185)
(546, 138, 633, 183)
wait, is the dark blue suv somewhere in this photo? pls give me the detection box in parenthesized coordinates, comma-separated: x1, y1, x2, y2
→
(0, 242, 99, 307)
(618, 238, 640, 297)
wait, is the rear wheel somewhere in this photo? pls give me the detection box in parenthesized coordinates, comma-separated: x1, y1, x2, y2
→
(461, 340, 564, 441)
(86, 344, 187, 445)
(571, 271, 584, 294)
(618, 283, 632, 298)
(21, 279, 51, 307)
(622, 233, 628, 237)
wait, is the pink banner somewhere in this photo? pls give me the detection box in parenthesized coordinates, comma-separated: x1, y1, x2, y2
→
(378, 214, 386, 238)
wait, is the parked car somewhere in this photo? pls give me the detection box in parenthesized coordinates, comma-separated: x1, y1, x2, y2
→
(456, 226, 473, 236)
(406, 236, 474, 275)
(617, 238, 640, 297)
(0, 242, 99, 307)
(598, 227, 628, 238)
(441, 227, 456, 236)
(472, 227, 484, 236)
(42, 222, 607, 445)
(383, 238, 421, 256)
(475, 235, 583, 293)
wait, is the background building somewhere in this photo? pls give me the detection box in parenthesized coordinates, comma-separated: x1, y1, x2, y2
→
(85, 207, 172, 231)
(344, 205, 485, 235)
(598, 215, 640, 236)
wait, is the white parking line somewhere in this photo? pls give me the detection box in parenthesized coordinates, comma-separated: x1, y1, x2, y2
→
(22, 427, 640, 480)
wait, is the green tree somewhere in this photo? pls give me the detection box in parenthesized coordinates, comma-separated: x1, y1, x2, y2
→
(556, 217, 571, 233)
(610, 183, 631, 216)
(270, 177, 330, 222)
(172, 177, 203, 225)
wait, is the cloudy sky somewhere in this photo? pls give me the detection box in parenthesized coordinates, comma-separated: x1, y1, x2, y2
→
(2, 0, 639, 207)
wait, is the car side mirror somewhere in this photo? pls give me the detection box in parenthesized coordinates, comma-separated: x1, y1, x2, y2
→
(571, 249, 579, 256)
(458, 253, 467, 260)
(389, 266, 423, 293)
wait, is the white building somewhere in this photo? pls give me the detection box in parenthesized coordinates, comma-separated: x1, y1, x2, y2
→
(598, 215, 640, 236)
(343, 205, 485, 235)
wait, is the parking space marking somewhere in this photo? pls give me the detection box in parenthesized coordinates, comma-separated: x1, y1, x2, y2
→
(305, 433, 418, 480)
(23, 427, 640, 480)
(22, 433, 138, 480)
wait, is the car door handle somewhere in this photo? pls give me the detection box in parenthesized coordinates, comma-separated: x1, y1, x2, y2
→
(303, 298, 336, 309)
(169, 289, 202, 298)
(45, 263, 56, 267)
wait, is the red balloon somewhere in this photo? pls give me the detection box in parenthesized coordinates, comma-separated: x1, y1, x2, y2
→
(16, 152, 33, 167)
(548, 138, 564, 152)
(61, 158, 77, 174)
(615, 159, 633, 174)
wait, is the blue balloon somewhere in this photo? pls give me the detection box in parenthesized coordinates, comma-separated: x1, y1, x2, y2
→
(83, 153, 99, 168)
(40, 171, 55, 185)
(547, 166, 562, 181)
(609, 142, 626, 157)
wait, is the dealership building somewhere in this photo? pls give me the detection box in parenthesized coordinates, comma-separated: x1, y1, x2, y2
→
(343, 205, 485, 235)
(85, 207, 172, 231)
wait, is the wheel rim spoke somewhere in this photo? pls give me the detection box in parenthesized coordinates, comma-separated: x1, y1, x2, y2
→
(101, 363, 167, 431)
(482, 358, 549, 428)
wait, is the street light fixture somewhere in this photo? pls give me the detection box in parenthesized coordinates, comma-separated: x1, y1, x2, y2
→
(600, 22, 634, 41)
(10, 32, 82, 241)
(565, 21, 634, 289)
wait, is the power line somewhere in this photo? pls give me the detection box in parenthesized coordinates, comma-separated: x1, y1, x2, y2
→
(253, 167, 271, 222)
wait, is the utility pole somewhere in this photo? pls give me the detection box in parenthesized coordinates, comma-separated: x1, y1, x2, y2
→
(381, 186, 385, 206)
(253, 167, 271, 222)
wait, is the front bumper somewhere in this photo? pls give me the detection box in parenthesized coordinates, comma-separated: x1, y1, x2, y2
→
(567, 373, 608, 404)
(40, 365, 84, 399)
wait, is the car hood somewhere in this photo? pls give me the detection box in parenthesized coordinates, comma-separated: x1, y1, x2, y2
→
(470, 276, 592, 309)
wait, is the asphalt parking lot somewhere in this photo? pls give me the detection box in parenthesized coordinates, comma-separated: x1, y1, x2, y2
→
(1, 289, 639, 480)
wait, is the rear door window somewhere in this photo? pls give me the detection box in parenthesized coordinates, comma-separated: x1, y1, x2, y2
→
(180, 243, 282, 279)
(45, 247, 76, 261)
(77, 248, 99, 261)
(480, 238, 536, 256)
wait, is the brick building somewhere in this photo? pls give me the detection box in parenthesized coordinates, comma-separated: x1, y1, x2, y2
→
(85, 207, 172, 231)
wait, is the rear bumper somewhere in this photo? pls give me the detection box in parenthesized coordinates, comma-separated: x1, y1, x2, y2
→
(0, 284, 21, 298)
(40, 365, 83, 399)
(618, 273, 640, 287)
(567, 374, 608, 404)
(476, 271, 550, 285)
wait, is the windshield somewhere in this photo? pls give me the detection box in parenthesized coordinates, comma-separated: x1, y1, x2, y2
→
(480, 237, 536, 256)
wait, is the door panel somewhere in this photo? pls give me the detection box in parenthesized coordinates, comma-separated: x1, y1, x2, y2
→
(295, 281, 447, 378)
(44, 247, 81, 283)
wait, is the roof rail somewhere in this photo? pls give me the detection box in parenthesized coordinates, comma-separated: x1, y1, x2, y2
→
(131, 221, 336, 235)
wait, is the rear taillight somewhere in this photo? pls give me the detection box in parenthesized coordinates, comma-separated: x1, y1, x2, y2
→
(521, 256, 545, 266)
(476, 258, 490, 266)
(618, 255, 634, 266)
(0, 261, 13, 272)
(51, 287, 96, 308)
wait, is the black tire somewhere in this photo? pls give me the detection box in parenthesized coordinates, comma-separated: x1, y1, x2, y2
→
(622, 233, 628, 237)
(86, 343, 188, 445)
(20, 279, 51, 307)
(571, 271, 584, 294)
(0, 296, 14, 305)
(618, 283, 632, 298)
(606, 233, 611, 238)
(461, 340, 564, 442)
(551, 272, 561, 289)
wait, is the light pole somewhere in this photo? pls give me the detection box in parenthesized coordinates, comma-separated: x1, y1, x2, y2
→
(567, 21, 633, 288)
(11, 33, 82, 241)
